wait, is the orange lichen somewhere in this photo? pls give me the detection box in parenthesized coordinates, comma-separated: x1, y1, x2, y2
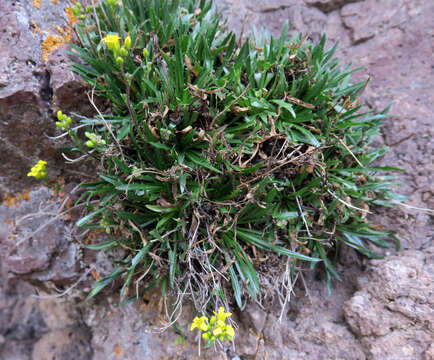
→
(40, 6, 78, 62)
(113, 343, 124, 357)
(30, 21, 42, 37)
(66, 7, 78, 25)
(91, 269, 101, 281)
(41, 35, 64, 62)
(32, 0, 41, 9)
(3, 189, 31, 207)
(52, 0, 59, 4)
(85, 229, 105, 244)
(41, 25, 73, 62)
(106, 310, 116, 319)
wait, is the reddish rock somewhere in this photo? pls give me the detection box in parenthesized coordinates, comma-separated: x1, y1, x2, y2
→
(305, 0, 359, 13)
(47, 46, 95, 116)
(0, 0, 90, 194)
(32, 326, 93, 360)
(0, 187, 80, 284)
(343, 248, 434, 359)
(0, 0, 432, 359)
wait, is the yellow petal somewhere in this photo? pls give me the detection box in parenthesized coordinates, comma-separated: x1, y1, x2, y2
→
(225, 325, 235, 337)
(213, 326, 223, 336)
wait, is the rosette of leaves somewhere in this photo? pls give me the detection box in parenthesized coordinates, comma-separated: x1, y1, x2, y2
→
(67, 0, 403, 311)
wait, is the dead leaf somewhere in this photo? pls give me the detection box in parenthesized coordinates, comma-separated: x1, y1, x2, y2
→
(232, 105, 250, 113)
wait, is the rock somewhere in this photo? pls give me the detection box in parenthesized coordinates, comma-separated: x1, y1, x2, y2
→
(0, 0, 90, 194)
(47, 47, 94, 116)
(32, 326, 93, 360)
(341, 0, 408, 44)
(305, 0, 360, 13)
(84, 300, 202, 360)
(0, 187, 80, 284)
(38, 297, 79, 330)
(0, 279, 48, 360)
(244, 303, 267, 334)
(0, 0, 433, 359)
(343, 248, 434, 359)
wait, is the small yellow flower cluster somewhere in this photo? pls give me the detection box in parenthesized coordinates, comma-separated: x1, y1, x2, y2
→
(27, 160, 47, 180)
(190, 307, 235, 344)
(85, 132, 106, 148)
(56, 110, 71, 131)
(102, 33, 131, 67)
(71, 2, 92, 21)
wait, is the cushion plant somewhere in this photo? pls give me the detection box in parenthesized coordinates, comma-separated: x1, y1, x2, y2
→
(63, 0, 402, 313)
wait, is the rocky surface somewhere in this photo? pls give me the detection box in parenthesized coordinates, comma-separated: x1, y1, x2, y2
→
(343, 248, 434, 360)
(0, 0, 90, 196)
(0, 187, 79, 284)
(0, 0, 432, 359)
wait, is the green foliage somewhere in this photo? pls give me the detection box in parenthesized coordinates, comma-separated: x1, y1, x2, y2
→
(64, 0, 402, 311)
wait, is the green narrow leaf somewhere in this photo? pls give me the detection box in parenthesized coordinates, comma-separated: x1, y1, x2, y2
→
(87, 267, 126, 300)
(77, 208, 105, 227)
(316, 243, 342, 281)
(228, 264, 243, 309)
(85, 240, 117, 250)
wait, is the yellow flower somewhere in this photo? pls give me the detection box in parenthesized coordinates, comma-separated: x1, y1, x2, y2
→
(102, 34, 120, 53)
(27, 160, 47, 180)
(190, 316, 209, 332)
(212, 326, 223, 336)
(190, 308, 235, 344)
(215, 307, 232, 322)
(225, 324, 235, 340)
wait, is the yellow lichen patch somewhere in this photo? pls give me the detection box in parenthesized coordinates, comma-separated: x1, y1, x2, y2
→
(3, 189, 31, 207)
(32, 0, 41, 9)
(66, 7, 78, 25)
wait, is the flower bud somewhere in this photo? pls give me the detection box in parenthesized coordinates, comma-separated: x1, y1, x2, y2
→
(119, 48, 128, 57)
(57, 110, 63, 120)
(142, 48, 149, 58)
(116, 57, 124, 67)
(124, 36, 132, 50)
